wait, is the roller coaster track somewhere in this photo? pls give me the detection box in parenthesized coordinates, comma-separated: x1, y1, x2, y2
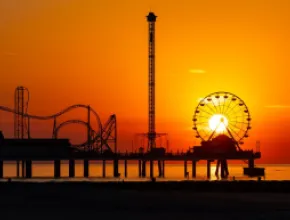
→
(0, 104, 102, 130)
(53, 119, 97, 147)
(0, 104, 118, 153)
(52, 119, 114, 153)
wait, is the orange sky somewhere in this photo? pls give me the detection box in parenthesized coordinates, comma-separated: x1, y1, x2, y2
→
(1, 0, 290, 163)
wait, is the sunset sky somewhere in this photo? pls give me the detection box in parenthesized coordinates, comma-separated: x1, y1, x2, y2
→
(1, 0, 290, 163)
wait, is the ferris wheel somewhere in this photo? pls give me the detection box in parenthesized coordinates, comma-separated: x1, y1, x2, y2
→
(193, 92, 251, 145)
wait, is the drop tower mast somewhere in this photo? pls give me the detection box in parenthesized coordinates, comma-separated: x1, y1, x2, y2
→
(135, 12, 167, 178)
(147, 12, 157, 151)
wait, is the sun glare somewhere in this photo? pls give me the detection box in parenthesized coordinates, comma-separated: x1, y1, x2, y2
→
(209, 114, 228, 133)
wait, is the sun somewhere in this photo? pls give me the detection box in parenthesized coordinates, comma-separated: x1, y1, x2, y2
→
(209, 114, 228, 133)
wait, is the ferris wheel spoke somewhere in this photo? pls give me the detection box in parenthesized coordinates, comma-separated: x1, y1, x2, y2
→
(198, 107, 216, 117)
(229, 125, 246, 139)
(229, 108, 246, 117)
(227, 125, 242, 141)
(227, 113, 245, 123)
(194, 115, 211, 121)
(224, 102, 240, 117)
(222, 96, 234, 115)
(221, 98, 228, 114)
(204, 103, 217, 115)
(217, 97, 223, 114)
(195, 122, 209, 125)
(210, 99, 220, 114)
(230, 121, 248, 124)
(224, 102, 239, 115)
(199, 128, 211, 140)
(228, 123, 247, 131)
(228, 122, 247, 133)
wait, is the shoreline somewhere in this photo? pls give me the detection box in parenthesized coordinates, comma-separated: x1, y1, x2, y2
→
(1, 180, 290, 218)
(1, 179, 290, 193)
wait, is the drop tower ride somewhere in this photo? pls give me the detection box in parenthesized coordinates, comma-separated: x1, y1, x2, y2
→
(147, 12, 157, 151)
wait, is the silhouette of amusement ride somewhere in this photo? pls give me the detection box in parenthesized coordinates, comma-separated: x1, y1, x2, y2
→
(0, 11, 263, 179)
(190, 91, 263, 178)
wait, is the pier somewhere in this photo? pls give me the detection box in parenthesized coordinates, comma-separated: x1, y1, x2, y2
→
(0, 137, 261, 179)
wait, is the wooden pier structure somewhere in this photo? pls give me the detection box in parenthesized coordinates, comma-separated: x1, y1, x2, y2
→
(0, 131, 262, 179)
(0, 147, 261, 179)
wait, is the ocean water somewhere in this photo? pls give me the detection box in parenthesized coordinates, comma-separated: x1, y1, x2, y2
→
(2, 162, 290, 181)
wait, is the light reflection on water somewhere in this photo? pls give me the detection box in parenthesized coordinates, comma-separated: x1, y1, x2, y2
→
(2, 162, 290, 182)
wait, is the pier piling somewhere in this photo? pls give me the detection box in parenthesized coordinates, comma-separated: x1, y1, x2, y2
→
(138, 160, 141, 177)
(141, 160, 146, 177)
(184, 160, 188, 178)
(69, 160, 75, 178)
(54, 160, 61, 178)
(16, 161, 20, 178)
(21, 160, 25, 177)
(192, 160, 196, 178)
(150, 160, 154, 178)
(0, 160, 3, 178)
(124, 160, 127, 177)
(162, 160, 165, 177)
(248, 159, 254, 168)
(25, 160, 32, 178)
(207, 160, 211, 179)
(83, 160, 89, 178)
(113, 159, 119, 177)
(158, 160, 162, 177)
(102, 160, 106, 177)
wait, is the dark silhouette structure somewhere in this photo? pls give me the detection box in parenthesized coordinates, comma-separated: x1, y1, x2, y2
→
(0, 13, 263, 180)
(192, 91, 264, 177)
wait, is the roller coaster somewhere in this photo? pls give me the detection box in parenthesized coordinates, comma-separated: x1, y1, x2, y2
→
(0, 86, 116, 153)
